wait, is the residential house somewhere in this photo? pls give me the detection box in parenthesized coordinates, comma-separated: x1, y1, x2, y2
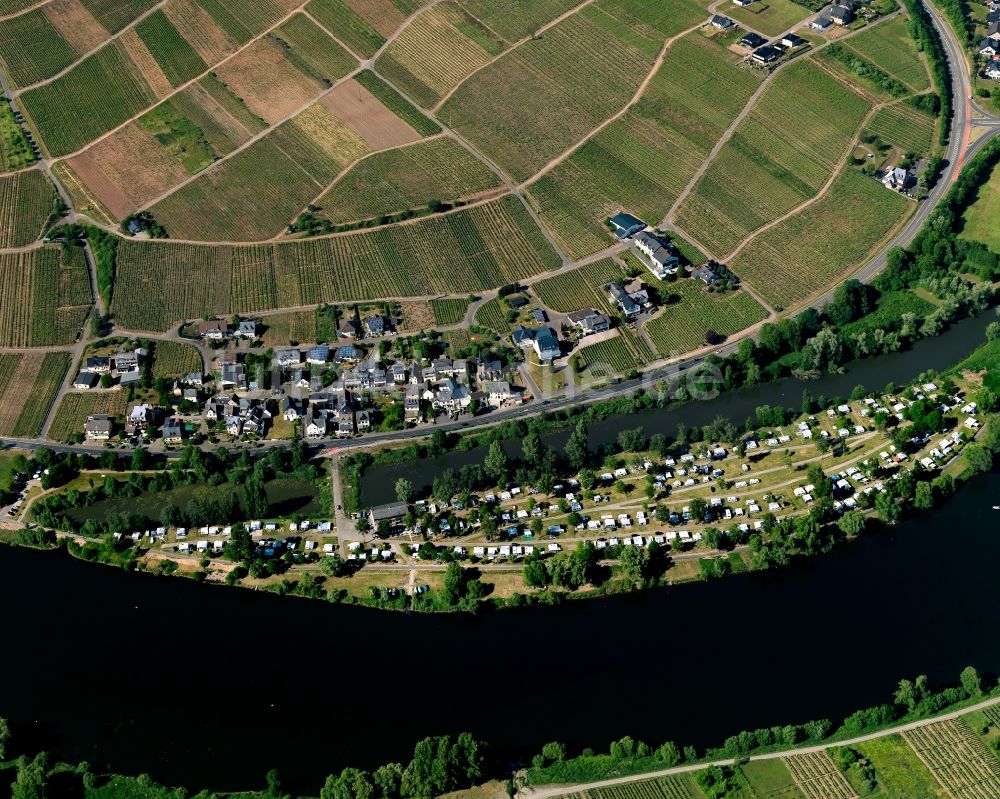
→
(275, 349, 301, 368)
(371, 367, 388, 389)
(633, 231, 679, 278)
(335, 345, 359, 363)
(281, 397, 302, 421)
(198, 320, 227, 340)
(305, 409, 330, 438)
(752, 44, 782, 63)
(72, 372, 99, 389)
(608, 283, 641, 319)
(369, 501, 409, 530)
(431, 379, 472, 411)
(219, 362, 247, 390)
(114, 351, 139, 374)
(608, 212, 646, 239)
(484, 381, 522, 407)
(477, 358, 507, 382)
(234, 320, 259, 339)
(404, 385, 422, 421)
(988, 19, 1000, 41)
(84, 356, 111, 373)
(829, 4, 853, 24)
(688, 262, 721, 284)
(127, 403, 157, 435)
(337, 408, 356, 437)
(84, 414, 113, 441)
(507, 294, 528, 310)
(981, 39, 998, 56)
(306, 345, 329, 365)
(810, 15, 832, 30)
(392, 362, 407, 384)
(533, 327, 561, 362)
(882, 166, 911, 191)
(337, 318, 358, 338)
(512, 326, 535, 349)
(408, 362, 423, 384)
(161, 417, 184, 444)
(739, 31, 767, 47)
(710, 14, 733, 27)
(781, 33, 806, 47)
(363, 315, 386, 337)
(986, 58, 1000, 79)
(183, 372, 204, 387)
(566, 309, 611, 336)
(356, 410, 372, 432)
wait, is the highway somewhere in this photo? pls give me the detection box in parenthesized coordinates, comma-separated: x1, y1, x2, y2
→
(0, 0, 996, 463)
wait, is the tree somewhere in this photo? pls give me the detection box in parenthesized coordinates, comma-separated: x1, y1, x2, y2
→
(442, 562, 464, 605)
(522, 428, 543, 465)
(11, 753, 48, 799)
(964, 443, 995, 474)
(130, 447, 149, 471)
(243, 475, 269, 519)
(395, 478, 414, 503)
(523, 557, 547, 588)
(875, 490, 900, 524)
(894, 679, 917, 711)
(689, 497, 708, 522)
(914, 481, 933, 510)
(484, 440, 509, 484)
(541, 741, 566, 762)
(225, 523, 254, 562)
(838, 511, 866, 536)
(565, 421, 590, 472)
(619, 545, 650, 586)
(960, 665, 982, 698)
(0, 716, 8, 759)
(658, 741, 681, 767)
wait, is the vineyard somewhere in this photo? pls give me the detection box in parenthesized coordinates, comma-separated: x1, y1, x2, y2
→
(674, 58, 871, 258)
(783, 751, 856, 799)
(0, 247, 92, 347)
(134, 9, 209, 88)
(48, 390, 129, 443)
(0, 352, 71, 437)
(563, 774, 698, 799)
(151, 340, 203, 378)
(456, 0, 579, 41)
(856, 734, 946, 799)
(865, 102, 935, 155)
(578, 331, 645, 378)
(842, 15, 930, 92)
(532, 258, 624, 313)
(20, 41, 158, 157)
(730, 167, 911, 308)
(0, 7, 80, 88)
(258, 310, 319, 346)
(430, 297, 469, 325)
(304, 0, 398, 58)
(375, 1, 503, 108)
(0, 353, 23, 405)
(271, 13, 358, 86)
(439, 0, 708, 182)
(644, 280, 768, 356)
(472, 296, 508, 335)
(111, 195, 560, 330)
(528, 33, 760, 259)
(0, 170, 56, 248)
(317, 137, 500, 224)
(903, 719, 1000, 799)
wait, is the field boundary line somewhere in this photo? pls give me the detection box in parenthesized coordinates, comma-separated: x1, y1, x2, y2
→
(9, 0, 170, 95)
(516, 4, 721, 192)
(0, 0, 52, 22)
(299, 8, 366, 62)
(430, 0, 600, 113)
(520, 696, 1000, 799)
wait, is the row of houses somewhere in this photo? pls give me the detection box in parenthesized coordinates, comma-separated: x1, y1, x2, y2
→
(73, 348, 143, 389)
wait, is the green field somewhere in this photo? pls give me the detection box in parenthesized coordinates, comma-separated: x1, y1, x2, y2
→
(439, 0, 709, 182)
(644, 279, 768, 355)
(532, 257, 625, 313)
(865, 102, 935, 155)
(0, 98, 36, 171)
(152, 340, 203, 378)
(0, 8, 79, 88)
(169, 74, 268, 156)
(855, 734, 948, 799)
(354, 71, 441, 136)
(111, 195, 560, 329)
(0, 169, 56, 248)
(270, 12, 359, 85)
(431, 297, 470, 325)
(194, 0, 298, 45)
(960, 160, 1000, 251)
(842, 15, 930, 92)
(134, 9, 209, 88)
(528, 33, 761, 259)
(473, 296, 509, 334)
(674, 57, 872, 258)
(317, 137, 500, 224)
(730, 167, 912, 308)
(304, 0, 388, 58)
(80, 0, 159, 33)
(726, 0, 809, 36)
(20, 41, 157, 157)
(456, 0, 581, 41)
(0, 246, 92, 347)
(740, 759, 805, 799)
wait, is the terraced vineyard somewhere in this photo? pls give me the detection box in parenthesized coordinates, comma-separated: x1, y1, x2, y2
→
(472, 296, 508, 335)
(430, 297, 469, 325)
(783, 751, 856, 799)
(0, 352, 71, 438)
(674, 58, 872, 258)
(111, 196, 559, 329)
(842, 14, 930, 92)
(644, 280, 768, 356)
(260, 310, 319, 346)
(439, 0, 709, 182)
(528, 33, 761, 259)
(151, 340, 203, 378)
(0, 247, 92, 347)
(903, 719, 1000, 799)
(578, 331, 645, 377)
(730, 168, 912, 309)
(865, 102, 935, 155)
(0, 170, 56, 248)
(532, 258, 625, 313)
(562, 774, 698, 799)
(48, 390, 130, 443)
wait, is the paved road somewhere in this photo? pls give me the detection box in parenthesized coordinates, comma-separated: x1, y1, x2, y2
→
(519, 694, 1000, 799)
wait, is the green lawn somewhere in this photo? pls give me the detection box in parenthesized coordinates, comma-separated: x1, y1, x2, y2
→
(855, 735, 948, 799)
(726, 0, 809, 37)
(741, 759, 806, 798)
(960, 160, 1000, 252)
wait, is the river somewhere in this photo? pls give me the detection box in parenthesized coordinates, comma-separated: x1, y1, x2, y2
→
(360, 309, 997, 505)
(2, 468, 998, 794)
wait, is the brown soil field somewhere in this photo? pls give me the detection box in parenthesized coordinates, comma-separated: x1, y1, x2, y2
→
(163, 0, 237, 65)
(400, 300, 434, 330)
(346, 0, 407, 36)
(0, 355, 43, 436)
(67, 122, 189, 216)
(51, 161, 116, 226)
(287, 102, 370, 166)
(215, 37, 324, 125)
(120, 28, 174, 99)
(43, 0, 109, 55)
(321, 79, 421, 150)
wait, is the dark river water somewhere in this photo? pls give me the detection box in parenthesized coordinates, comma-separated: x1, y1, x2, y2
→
(1, 310, 998, 795)
(361, 309, 997, 505)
